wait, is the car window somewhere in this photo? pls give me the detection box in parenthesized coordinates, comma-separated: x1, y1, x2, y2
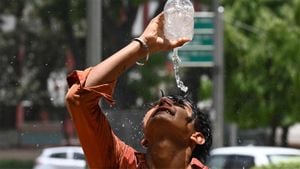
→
(207, 155, 255, 169)
(73, 152, 85, 160)
(50, 152, 67, 159)
(268, 154, 300, 164)
(207, 155, 227, 169)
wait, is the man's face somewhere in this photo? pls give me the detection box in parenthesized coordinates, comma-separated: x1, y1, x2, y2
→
(143, 96, 196, 142)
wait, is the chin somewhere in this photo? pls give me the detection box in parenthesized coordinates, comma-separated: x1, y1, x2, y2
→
(145, 118, 176, 135)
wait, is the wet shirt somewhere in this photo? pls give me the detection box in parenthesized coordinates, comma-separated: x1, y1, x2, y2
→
(65, 68, 208, 169)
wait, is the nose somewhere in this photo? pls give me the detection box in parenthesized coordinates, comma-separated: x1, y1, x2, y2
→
(158, 97, 173, 106)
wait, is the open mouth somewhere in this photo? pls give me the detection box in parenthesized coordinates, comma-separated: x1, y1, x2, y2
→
(152, 106, 175, 117)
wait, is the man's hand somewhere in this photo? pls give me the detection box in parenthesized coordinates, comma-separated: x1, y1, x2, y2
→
(139, 12, 191, 54)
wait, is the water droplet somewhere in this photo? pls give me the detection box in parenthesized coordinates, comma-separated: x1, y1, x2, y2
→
(60, 121, 63, 124)
(45, 63, 48, 66)
(36, 144, 40, 147)
(122, 124, 125, 127)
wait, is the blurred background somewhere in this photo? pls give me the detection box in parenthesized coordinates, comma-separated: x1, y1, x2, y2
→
(0, 0, 300, 168)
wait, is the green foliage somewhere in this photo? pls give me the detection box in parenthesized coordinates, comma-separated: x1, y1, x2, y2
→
(199, 75, 212, 100)
(252, 161, 300, 169)
(223, 0, 300, 128)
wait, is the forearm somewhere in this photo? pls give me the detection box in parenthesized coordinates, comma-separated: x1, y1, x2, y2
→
(85, 12, 189, 88)
(85, 40, 147, 87)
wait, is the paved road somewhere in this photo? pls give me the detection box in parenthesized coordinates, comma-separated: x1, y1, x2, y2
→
(0, 148, 41, 161)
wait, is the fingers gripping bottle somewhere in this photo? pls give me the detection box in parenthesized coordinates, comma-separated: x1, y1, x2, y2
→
(164, 0, 194, 93)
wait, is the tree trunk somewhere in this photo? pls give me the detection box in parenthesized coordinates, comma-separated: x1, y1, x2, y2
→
(269, 114, 280, 146)
(281, 125, 289, 147)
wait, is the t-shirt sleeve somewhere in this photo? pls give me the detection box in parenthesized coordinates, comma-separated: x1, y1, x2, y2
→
(65, 67, 130, 168)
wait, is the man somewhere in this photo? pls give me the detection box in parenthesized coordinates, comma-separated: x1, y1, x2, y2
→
(65, 12, 212, 169)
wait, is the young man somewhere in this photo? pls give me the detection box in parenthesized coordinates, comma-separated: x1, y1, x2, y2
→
(65, 12, 212, 169)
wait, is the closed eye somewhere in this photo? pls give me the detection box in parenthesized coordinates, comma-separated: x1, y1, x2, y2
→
(173, 102, 186, 108)
(186, 116, 193, 123)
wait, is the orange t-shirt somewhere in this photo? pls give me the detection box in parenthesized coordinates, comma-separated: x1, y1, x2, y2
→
(65, 68, 208, 169)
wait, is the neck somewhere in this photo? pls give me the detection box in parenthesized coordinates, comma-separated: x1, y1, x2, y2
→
(146, 139, 193, 169)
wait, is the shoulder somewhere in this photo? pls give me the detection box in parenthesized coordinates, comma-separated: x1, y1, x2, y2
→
(117, 142, 140, 168)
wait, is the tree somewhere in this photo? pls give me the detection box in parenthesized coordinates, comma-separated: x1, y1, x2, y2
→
(0, 0, 85, 128)
(222, 0, 300, 145)
(0, 0, 174, 128)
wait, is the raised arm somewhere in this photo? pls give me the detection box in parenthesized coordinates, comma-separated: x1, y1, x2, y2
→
(85, 12, 190, 87)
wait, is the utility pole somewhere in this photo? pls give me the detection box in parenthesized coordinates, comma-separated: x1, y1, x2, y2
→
(86, 0, 102, 66)
(212, 0, 224, 148)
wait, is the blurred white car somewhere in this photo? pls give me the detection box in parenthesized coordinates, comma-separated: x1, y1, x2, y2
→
(33, 146, 86, 169)
(207, 146, 300, 169)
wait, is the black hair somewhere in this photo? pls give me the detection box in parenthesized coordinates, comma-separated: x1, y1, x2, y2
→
(166, 94, 213, 163)
(190, 104, 212, 163)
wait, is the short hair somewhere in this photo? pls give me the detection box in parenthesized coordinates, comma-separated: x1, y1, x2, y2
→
(190, 103, 212, 163)
(166, 94, 212, 163)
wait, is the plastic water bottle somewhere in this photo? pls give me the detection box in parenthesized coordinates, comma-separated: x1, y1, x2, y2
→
(163, 0, 194, 93)
(164, 0, 194, 41)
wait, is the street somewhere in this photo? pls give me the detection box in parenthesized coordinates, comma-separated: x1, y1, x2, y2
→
(0, 148, 40, 161)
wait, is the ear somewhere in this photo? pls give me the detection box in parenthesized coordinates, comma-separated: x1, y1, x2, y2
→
(190, 132, 205, 145)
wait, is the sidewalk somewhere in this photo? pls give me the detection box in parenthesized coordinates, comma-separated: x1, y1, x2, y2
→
(0, 148, 41, 161)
